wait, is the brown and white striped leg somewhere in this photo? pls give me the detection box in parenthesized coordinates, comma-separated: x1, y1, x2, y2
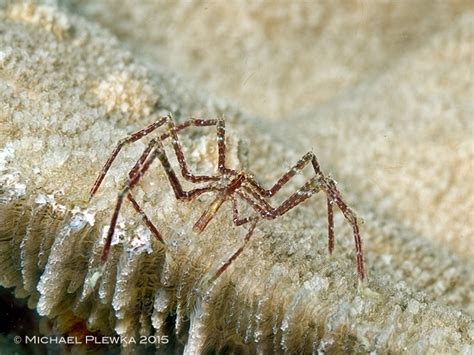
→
(101, 141, 220, 263)
(163, 117, 223, 183)
(101, 143, 163, 262)
(153, 139, 218, 201)
(126, 192, 164, 243)
(90, 117, 168, 199)
(243, 151, 364, 280)
(245, 151, 316, 197)
(210, 218, 258, 283)
(216, 119, 228, 173)
(204, 197, 258, 282)
(327, 197, 335, 254)
(91, 116, 224, 199)
(116, 140, 166, 244)
(309, 155, 364, 279)
(231, 197, 256, 226)
(241, 174, 365, 280)
(320, 178, 364, 280)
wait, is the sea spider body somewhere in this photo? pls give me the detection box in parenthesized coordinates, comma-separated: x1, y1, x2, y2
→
(89, 116, 365, 282)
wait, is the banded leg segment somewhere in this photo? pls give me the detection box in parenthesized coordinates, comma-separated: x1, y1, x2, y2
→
(320, 178, 364, 280)
(163, 118, 223, 183)
(154, 139, 218, 201)
(126, 193, 164, 243)
(217, 119, 227, 173)
(245, 151, 317, 197)
(241, 168, 365, 279)
(206, 197, 258, 283)
(327, 197, 335, 254)
(91, 116, 227, 199)
(90, 117, 168, 199)
(210, 219, 258, 283)
(238, 177, 320, 219)
(101, 140, 221, 263)
(310, 155, 364, 279)
(101, 144, 161, 262)
(232, 197, 257, 226)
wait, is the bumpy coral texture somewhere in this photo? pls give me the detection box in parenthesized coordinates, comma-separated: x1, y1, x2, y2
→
(0, 1, 473, 354)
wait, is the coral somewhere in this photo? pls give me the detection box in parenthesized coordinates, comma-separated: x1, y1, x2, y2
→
(69, 0, 473, 118)
(0, 1, 473, 354)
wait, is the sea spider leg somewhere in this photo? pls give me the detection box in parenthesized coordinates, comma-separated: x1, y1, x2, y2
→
(95, 116, 227, 233)
(244, 152, 315, 197)
(207, 197, 259, 282)
(90, 117, 168, 199)
(101, 139, 220, 262)
(91, 116, 224, 199)
(210, 221, 258, 282)
(101, 144, 160, 262)
(162, 117, 223, 182)
(231, 196, 255, 226)
(238, 172, 365, 280)
(216, 119, 228, 173)
(240, 151, 364, 279)
(126, 192, 163, 243)
(209, 198, 258, 282)
(327, 197, 334, 254)
(243, 152, 336, 253)
(123, 139, 164, 243)
(93, 116, 228, 261)
(243, 151, 335, 251)
(94, 138, 165, 244)
(309, 155, 363, 279)
(319, 176, 364, 280)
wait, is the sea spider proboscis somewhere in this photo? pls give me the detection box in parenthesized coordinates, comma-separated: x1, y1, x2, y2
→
(89, 116, 364, 282)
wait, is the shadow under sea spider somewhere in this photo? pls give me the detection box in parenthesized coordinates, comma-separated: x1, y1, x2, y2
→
(89, 116, 364, 282)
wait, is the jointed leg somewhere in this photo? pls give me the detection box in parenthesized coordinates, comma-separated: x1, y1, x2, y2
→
(245, 151, 316, 197)
(154, 139, 218, 200)
(203, 197, 258, 282)
(239, 171, 365, 280)
(127, 192, 163, 243)
(321, 178, 364, 280)
(210, 216, 258, 283)
(101, 140, 220, 262)
(90, 117, 168, 199)
(91, 116, 227, 199)
(216, 119, 228, 173)
(327, 197, 334, 254)
(101, 143, 161, 262)
(232, 197, 255, 226)
(162, 118, 223, 183)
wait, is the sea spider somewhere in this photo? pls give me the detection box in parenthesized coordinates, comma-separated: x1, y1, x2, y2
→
(89, 116, 364, 281)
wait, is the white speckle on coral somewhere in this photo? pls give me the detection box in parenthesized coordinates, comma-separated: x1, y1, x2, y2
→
(94, 72, 156, 118)
(71, 205, 96, 227)
(0, 144, 15, 171)
(69, 212, 87, 231)
(34, 191, 66, 213)
(87, 265, 105, 291)
(0, 144, 27, 200)
(127, 225, 153, 255)
(407, 299, 421, 315)
(0, 47, 13, 67)
(35, 194, 48, 205)
(381, 254, 393, 265)
(303, 275, 329, 293)
(7, 3, 71, 39)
